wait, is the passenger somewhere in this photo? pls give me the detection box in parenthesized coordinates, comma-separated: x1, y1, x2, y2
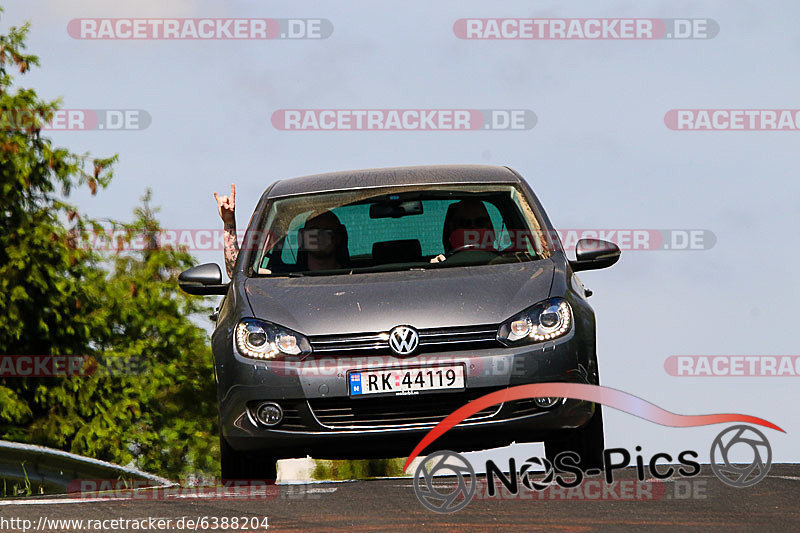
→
(214, 184, 238, 277)
(218, 189, 499, 272)
(215, 186, 350, 275)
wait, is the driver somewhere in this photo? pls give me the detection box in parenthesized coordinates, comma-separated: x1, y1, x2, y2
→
(431, 199, 496, 262)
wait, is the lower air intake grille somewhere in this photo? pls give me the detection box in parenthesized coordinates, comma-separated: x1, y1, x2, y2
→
(308, 388, 502, 429)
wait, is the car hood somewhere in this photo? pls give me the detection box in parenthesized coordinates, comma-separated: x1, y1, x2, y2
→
(243, 260, 556, 336)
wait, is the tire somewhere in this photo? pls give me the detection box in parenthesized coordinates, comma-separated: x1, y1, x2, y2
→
(220, 434, 278, 483)
(544, 405, 605, 471)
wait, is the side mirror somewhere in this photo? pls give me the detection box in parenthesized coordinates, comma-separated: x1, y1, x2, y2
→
(570, 239, 621, 272)
(178, 263, 229, 295)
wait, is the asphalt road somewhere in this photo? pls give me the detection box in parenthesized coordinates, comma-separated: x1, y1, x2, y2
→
(1, 465, 798, 532)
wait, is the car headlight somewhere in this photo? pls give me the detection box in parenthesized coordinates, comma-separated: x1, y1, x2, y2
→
(497, 298, 572, 345)
(235, 319, 311, 360)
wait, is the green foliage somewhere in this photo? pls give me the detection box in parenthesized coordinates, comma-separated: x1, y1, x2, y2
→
(75, 193, 219, 478)
(1, 476, 42, 497)
(312, 458, 407, 480)
(0, 11, 217, 480)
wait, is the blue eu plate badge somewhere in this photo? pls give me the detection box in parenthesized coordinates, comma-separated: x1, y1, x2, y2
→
(350, 373, 362, 395)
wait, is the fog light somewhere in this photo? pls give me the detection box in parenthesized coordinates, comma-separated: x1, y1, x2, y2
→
(534, 397, 560, 409)
(254, 402, 283, 427)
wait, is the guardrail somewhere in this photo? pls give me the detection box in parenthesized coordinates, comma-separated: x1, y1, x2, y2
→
(0, 440, 173, 495)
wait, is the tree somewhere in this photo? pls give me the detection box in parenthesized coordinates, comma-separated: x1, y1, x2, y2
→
(0, 7, 115, 435)
(0, 8, 217, 479)
(80, 192, 218, 478)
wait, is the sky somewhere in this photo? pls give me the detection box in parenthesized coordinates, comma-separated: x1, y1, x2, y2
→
(3, 0, 799, 466)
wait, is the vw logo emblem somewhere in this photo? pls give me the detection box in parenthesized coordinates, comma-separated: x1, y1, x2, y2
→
(388, 325, 419, 355)
(413, 450, 476, 513)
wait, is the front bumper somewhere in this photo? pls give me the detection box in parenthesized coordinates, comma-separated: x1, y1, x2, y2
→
(217, 330, 597, 459)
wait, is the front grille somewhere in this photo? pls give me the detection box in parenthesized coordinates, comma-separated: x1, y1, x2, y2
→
(308, 388, 502, 429)
(309, 324, 501, 355)
(504, 398, 542, 417)
(278, 404, 305, 430)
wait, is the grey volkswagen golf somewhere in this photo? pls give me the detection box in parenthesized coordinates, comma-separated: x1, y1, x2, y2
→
(178, 165, 621, 480)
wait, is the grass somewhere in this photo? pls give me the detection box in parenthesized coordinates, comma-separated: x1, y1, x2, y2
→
(312, 458, 408, 481)
(0, 462, 48, 497)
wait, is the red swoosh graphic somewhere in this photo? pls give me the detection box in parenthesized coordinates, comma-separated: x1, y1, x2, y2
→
(403, 383, 784, 472)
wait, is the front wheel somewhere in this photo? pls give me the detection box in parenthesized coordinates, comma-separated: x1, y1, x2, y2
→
(544, 404, 605, 471)
(220, 434, 278, 483)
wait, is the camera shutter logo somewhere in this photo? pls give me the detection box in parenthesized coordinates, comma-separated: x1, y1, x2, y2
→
(710, 425, 772, 488)
(388, 326, 419, 355)
(413, 450, 476, 513)
(519, 456, 555, 491)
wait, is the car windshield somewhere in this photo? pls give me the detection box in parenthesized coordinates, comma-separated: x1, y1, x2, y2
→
(248, 184, 551, 277)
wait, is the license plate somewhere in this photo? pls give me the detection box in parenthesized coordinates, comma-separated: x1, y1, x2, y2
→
(348, 364, 466, 397)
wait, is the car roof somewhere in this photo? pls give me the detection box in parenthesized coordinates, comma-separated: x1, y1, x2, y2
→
(266, 165, 521, 198)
